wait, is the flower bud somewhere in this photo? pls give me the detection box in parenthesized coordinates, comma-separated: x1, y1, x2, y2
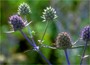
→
(18, 2, 31, 15)
(81, 25, 90, 41)
(42, 6, 57, 22)
(56, 32, 72, 49)
(9, 15, 25, 31)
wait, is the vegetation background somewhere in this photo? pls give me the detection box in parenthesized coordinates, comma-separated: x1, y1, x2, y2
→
(0, 0, 90, 65)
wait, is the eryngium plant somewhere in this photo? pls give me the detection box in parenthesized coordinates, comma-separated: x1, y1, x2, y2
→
(56, 32, 71, 65)
(9, 14, 52, 65)
(80, 25, 90, 65)
(41, 6, 57, 22)
(18, 2, 31, 15)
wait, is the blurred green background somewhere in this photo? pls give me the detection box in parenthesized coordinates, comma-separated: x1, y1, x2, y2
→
(0, 0, 90, 65)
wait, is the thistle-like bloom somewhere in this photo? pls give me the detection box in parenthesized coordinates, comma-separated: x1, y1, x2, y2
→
(56, 32, 72, 49)
(9, 15, 30, 31)
(42, 6, 57, 22)
(81, 25, 90, 41)
(18, 2, 31, 15)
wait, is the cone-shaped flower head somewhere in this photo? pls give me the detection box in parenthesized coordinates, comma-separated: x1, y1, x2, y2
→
(81, 25, 90, 41)
(9, 15, 25, 31)
(18, 2, 31, 15)
(56, 32, 72, 49)
(9, 15, 31, 31)
(42, 6, 57, 22)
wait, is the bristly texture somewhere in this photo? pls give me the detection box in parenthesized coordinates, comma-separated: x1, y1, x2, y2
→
(9, 15, 25, 31)
(81, 25, 90, 41)
(18, 2, 31, 15)
(56, 32, 72, 49)
(42, 6, 57, 22)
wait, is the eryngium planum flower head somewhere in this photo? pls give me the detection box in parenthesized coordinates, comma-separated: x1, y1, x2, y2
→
(42, 6, 57, 22)
(18, 2, 31, 15)
(9, 15, 25, 31)
(56, 32, 72, 49)
(81, 25, 90, 41)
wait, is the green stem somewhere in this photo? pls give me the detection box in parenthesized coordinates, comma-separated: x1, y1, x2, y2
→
(80, 41, 88, 65)
(24, 16, 36, 47)
(41, 21, 49, 43)
(71, 44, 90, 49)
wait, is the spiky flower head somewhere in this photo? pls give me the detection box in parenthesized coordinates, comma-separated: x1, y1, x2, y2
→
(18, 2, 31, 15)
(56, 32, 72, 49)
(42, 6, 57, 22)
(81, 25, 90, 41)
(9, 15, 31, 31)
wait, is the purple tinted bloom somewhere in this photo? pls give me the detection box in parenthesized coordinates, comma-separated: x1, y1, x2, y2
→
(81, 25, 90, 41)
(56, 32, 72, 49)
(9, 15, 25, 31)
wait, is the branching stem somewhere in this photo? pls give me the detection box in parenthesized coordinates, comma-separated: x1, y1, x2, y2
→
(20, 30, 52, 65)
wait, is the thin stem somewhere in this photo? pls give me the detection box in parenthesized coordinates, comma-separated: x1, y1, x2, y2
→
(24, 16, 36, 47)
(20, 30, 34, 47)
(37, 50, 52, 65)
(71, 44, 90, 49)
(80, 41, 88, 65)
(73, 38, 81, 45)
(41, 21, 49, 43)
(27, 26, 37, 47)
(24, 16, 32, 38)
(64, 49, 70, 65)
(24, 15, 27, 23)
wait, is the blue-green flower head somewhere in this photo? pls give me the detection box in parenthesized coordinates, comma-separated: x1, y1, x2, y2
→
(18, 2, 31, 15)
(42, 6, 57, 22)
